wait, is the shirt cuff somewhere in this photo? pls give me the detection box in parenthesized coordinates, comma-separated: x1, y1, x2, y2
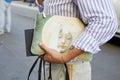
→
(38, 6, 44, 12)
(72, 31, 100, 54)
(35, 0, 44, 12)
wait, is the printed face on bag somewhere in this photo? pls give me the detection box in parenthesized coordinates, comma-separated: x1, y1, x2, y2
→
(41, 16, 84, 54)
(57, 28, 72, 53)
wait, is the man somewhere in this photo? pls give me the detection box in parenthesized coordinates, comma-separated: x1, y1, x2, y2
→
(0, 0, 12, 35)
(37, 0, 118, 80)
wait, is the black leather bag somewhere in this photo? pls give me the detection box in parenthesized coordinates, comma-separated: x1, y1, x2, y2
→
(24, 29, 34, 56)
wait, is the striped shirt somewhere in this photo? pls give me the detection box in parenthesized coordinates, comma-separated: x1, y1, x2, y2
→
(43, 0, 118, 54)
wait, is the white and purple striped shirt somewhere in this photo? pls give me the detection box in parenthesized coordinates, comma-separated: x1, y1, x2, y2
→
(43, 0, 118, 54)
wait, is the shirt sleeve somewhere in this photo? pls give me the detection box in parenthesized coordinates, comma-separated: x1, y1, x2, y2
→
(72, 0, 118, 54)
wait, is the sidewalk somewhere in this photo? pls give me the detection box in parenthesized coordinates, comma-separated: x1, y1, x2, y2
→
(1, 1, 120, 80)
(11, 1, 39, 19)
(0, 2, 39, 79)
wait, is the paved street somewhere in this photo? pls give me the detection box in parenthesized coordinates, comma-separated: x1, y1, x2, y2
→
(0, 1, 120, 80)
(91, 42, 120, 80)
(0, 11, 37, 80)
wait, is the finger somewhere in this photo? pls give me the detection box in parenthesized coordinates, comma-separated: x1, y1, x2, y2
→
(43, 54, 52, 62)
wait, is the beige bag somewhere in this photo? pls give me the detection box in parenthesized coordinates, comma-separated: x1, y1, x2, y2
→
(31, 13, 84, 56)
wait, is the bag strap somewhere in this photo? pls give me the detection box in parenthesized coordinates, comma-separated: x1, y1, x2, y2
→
(27, 55, 46, 80)
(64, 63, 70, 80)
(27, 55, 70, 80)
(48, 63, 52, 80)
(38, 56, 43, 80)
(27, 56, 40, 80)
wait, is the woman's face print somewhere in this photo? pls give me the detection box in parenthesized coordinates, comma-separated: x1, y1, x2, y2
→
(57, 28, 72, 53)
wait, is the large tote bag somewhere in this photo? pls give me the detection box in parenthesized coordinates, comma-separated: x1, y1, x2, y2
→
(26, 13, 85, 80)
(31, 13, 84, 56)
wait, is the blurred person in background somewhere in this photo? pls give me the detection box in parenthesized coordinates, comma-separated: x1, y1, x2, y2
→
(29, 0, 37, 6)
(29, 0, 34, 6)
(0, 0, 12, 35)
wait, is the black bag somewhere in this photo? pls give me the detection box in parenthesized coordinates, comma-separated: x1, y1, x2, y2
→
(24, 29, 34, 56)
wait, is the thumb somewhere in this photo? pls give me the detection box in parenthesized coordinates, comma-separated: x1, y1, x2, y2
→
(39, 42, 48, 52)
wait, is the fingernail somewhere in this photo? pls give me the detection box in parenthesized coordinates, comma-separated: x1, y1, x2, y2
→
(40, 42, 42, 45)
(39, 42, 43, 45)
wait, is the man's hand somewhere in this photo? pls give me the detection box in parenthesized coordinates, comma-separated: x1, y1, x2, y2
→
(37, 0, 43, 5)
(39, 43, 64, 63)
(39, 43, 84, 63)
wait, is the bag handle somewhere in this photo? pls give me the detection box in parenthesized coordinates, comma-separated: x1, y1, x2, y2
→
(64, 63, 70, 80)
(27, 56, 40, 80)
(27, 54, 47, 80)
(48, 63, 52, 80)
(27, 56, 70, 80)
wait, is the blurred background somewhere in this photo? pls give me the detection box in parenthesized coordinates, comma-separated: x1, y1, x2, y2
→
(0, 0, 120, 80)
